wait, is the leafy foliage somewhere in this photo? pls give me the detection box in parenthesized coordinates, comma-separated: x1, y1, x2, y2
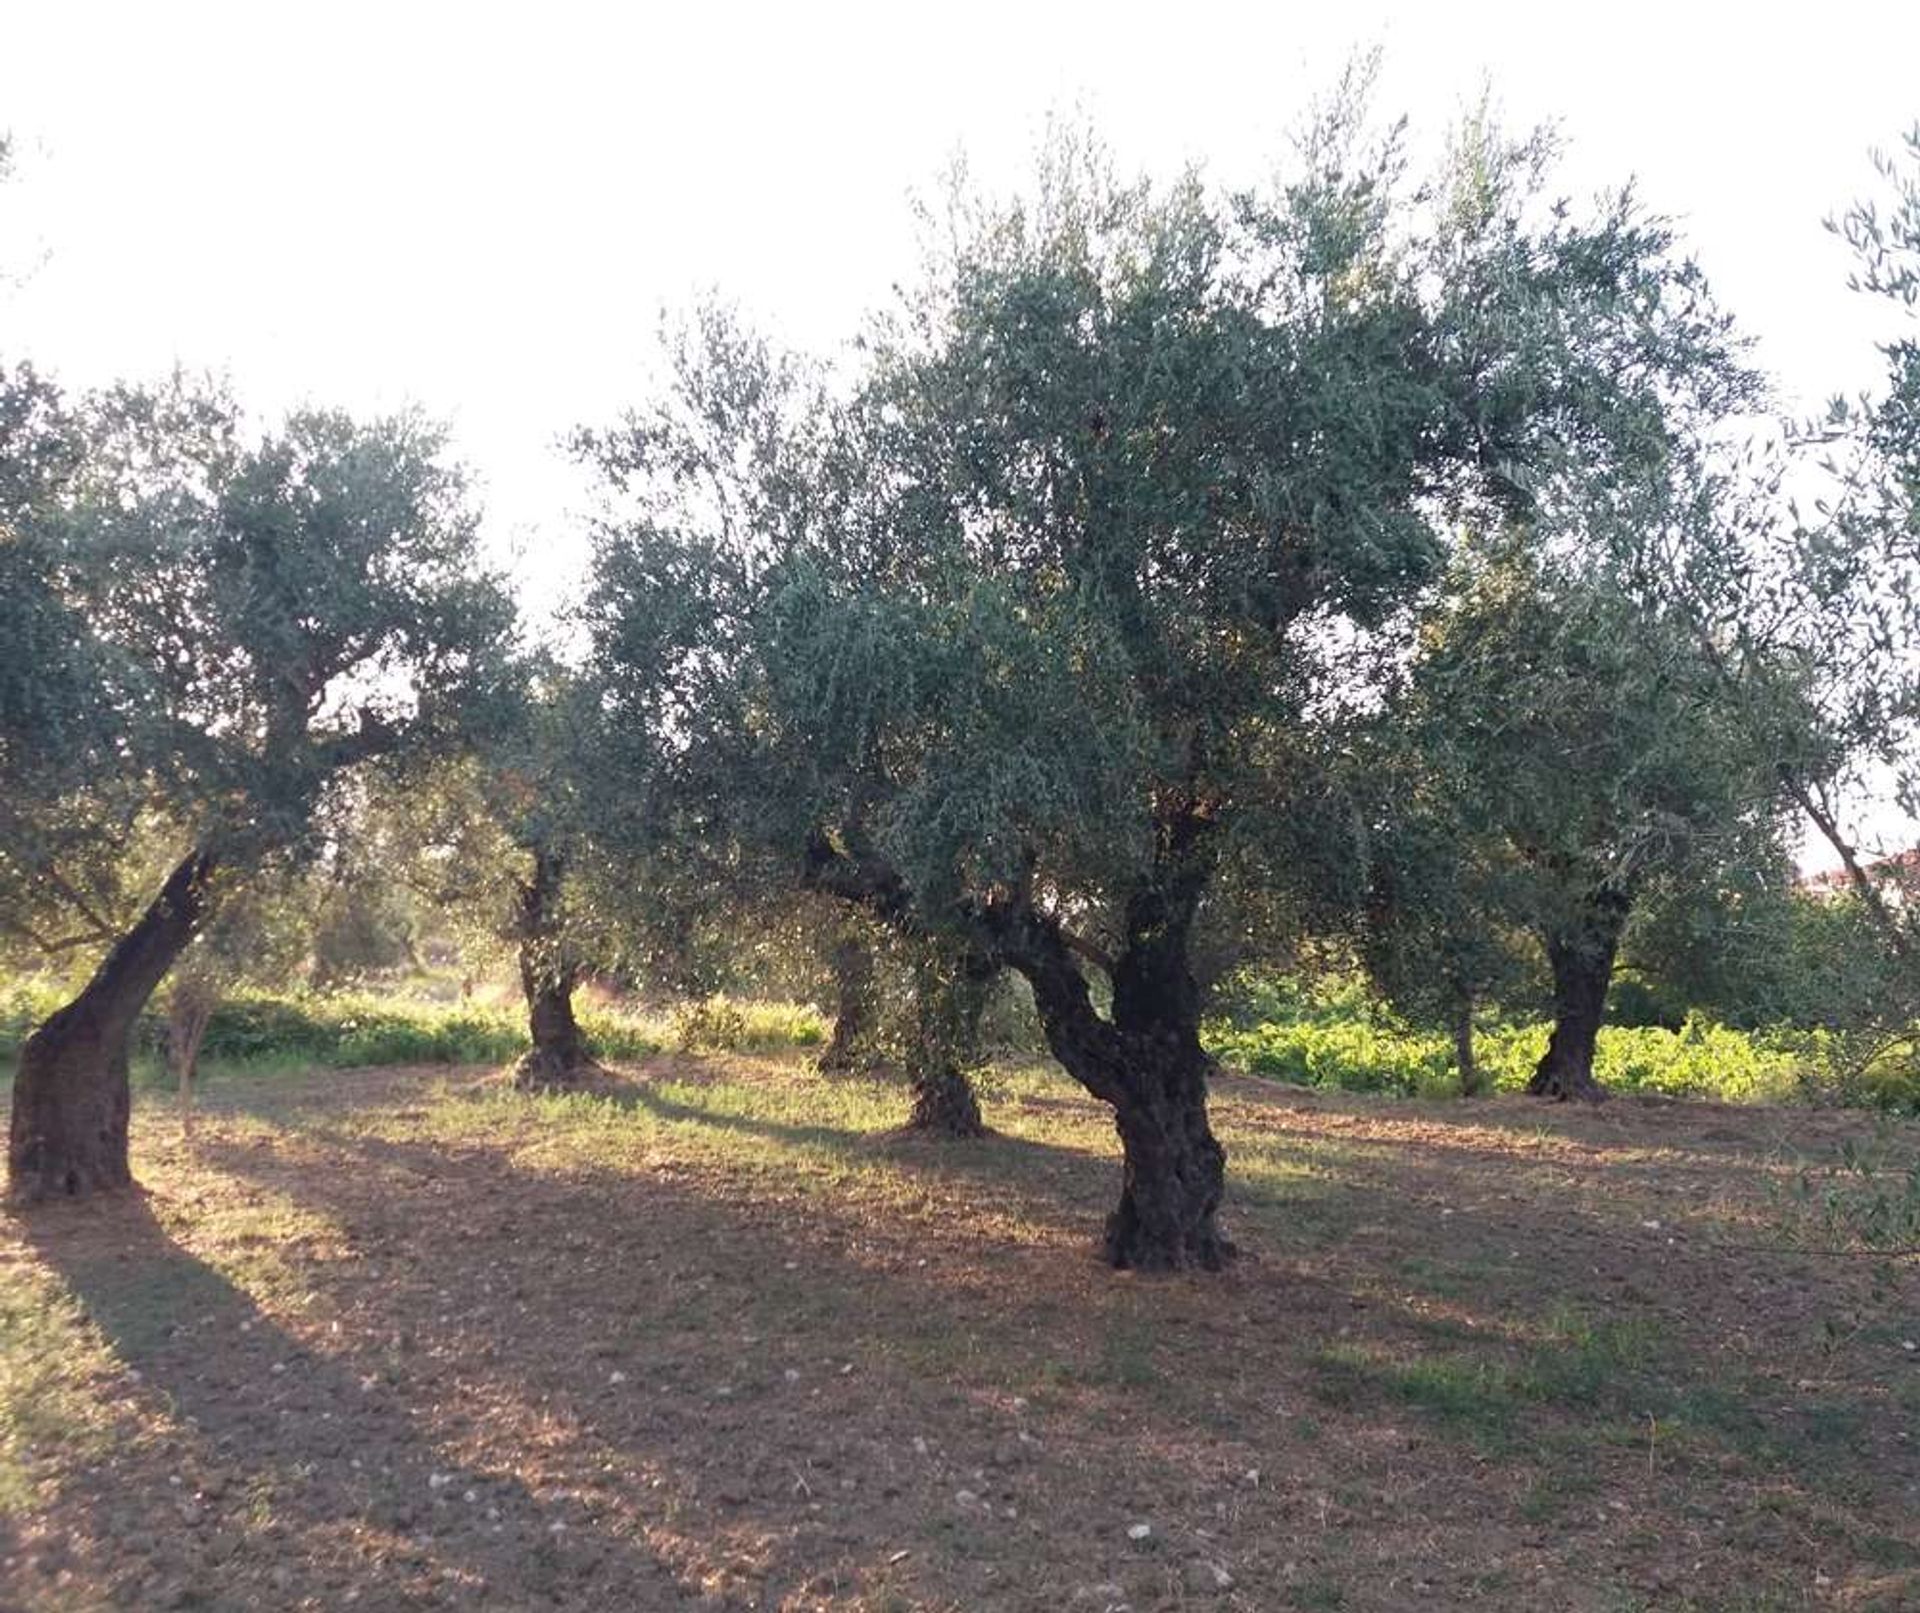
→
(582, 95, 1754, 1088)
(1202, 977, 1877, 1107)
(1, 375, 518, 961)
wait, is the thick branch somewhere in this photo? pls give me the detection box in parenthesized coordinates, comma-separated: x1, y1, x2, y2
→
(1060, 928, 1117, 976)
(1784, 769, 1912, 959)
(315, 706, 403, 772)
(801, 827, 914, 928)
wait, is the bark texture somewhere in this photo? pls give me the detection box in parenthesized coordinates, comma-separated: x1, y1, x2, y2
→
(906, 1060, 987, 1136)
(1003, 811, 1232, 1270)
(1452, 992, 1485, 1097)
(903, 950, 992, 1139)
(509, 848, 602, 1092)
(1528, 891, 1629, 1103)
(817, 935, 877, 1074)
(9, 848, 218, 1204)
(805, 810, 1232, 1270)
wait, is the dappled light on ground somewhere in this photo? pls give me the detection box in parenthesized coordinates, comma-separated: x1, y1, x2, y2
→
(3, 1054, 1917, 1610)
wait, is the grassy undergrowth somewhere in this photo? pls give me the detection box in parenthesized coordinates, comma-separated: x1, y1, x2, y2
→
(3, 966, 1913, 1113)
(1203, 978, 1918, 1111)
(0, 978, 826, 1087)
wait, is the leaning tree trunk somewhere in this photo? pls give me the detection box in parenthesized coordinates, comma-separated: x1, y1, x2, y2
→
(817, 934, 877, 1074)
(510, 848, 602, 1092)
(8, 848, 218, 1204)
(1528, 893, 1629, 1103)
(903, 949, 991, 1138)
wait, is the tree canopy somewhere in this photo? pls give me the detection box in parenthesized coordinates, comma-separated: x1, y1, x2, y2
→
(3, 375, 516, 1201)
(578, 99, 1770, 1264)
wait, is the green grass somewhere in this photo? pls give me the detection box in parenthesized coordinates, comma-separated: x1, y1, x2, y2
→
(1307, 1298, 1895, 1497)
(0, 1264, 121, 1516)
(1310, 1305, 1670, 1450)
(1203, 981, 1905, 1108)
(0, 978, 829, 1086)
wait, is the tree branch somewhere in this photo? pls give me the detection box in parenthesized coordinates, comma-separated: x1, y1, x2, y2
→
(1059, 927, 1117, 975)
(37, 864, 118, 942)
(1781, 766, 1912, 959)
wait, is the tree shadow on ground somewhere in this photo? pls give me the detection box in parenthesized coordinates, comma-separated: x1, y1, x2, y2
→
(192, 1096, 1920, 1601)
(11, 1190, 702, 1612)
(166, 1120, 1264, 1610)
(12, 1061, 1920, 1611)
(609, 1077, 1109, 1197)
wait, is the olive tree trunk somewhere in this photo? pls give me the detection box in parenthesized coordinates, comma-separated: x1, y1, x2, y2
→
(1453, 990, 1485, 1097)
(510, 848, 602, 1091)
(808, 810, 1231, 1270)
(903, 949, 991, 1138)
(1004, 813, 1232, 1271)
(1528, 892, 1629, 1103)
(817, 933, 877, 1073)
(8, 849, 218, 1204)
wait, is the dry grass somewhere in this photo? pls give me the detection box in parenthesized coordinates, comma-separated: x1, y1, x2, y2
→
(1, 1053, 1917, 1611)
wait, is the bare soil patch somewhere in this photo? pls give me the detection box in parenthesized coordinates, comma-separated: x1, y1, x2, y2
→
(2, 1056, 1915, 1610)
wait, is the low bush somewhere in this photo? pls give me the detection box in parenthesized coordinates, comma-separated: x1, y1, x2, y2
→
(0, 979, 828, 1079)
(671, 995, 827, 1053)
(1203, 989, 1907, 1110)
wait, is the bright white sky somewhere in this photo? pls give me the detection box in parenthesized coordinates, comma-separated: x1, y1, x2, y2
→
(4, 1, 1919, 860)
(5, 1, 1916, 568)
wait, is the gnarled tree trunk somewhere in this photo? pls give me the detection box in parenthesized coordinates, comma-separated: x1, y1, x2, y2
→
(1101, 1041, 1229, 1270)
(1007, 810, 1232, 1271)
(903, 949, 991, 1138)
(806, 809, 1231, 1270)
(510, 848, 602, 1092)
(9, 848, 218, 1204)
(817, 933, 877, 1073)
(513, 960, 599, 1090)
(1529, 891, 1629, 1103)
(907, 1058, 987, 1136)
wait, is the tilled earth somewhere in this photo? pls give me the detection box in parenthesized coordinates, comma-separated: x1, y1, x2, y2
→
(1, 1056, 1916, 1611)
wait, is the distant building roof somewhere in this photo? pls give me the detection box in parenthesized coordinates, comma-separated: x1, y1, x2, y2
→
(1797, 846, 1920, 898)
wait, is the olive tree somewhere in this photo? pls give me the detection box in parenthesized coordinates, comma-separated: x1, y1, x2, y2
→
(1351, 737, 1536, 1096)
(1391, 545, 1790, 1100)
(1642, 129, 1920, 955)
(435, 668, 615, 1090)
(4, 379, 514, 1202)
(585, 100, 1743, 1266)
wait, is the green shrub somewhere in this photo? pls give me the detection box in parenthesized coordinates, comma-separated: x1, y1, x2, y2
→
(1204, 990, 1904, 1109)
(672, 994, 827, 1053)
(0, 979, 69, 1061)
(1202, 1016, 1455, 1096)
(580, 1009, 675, 1062)
(0, 979, 834, 1079)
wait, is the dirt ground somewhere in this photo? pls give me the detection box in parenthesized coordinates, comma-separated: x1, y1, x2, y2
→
(1, 1054, 1916, 1611)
